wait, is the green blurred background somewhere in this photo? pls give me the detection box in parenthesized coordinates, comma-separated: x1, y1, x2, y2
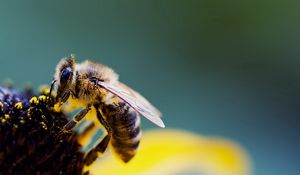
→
(0, 1, 299, 174)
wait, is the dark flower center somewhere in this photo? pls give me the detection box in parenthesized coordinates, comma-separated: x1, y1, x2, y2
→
(0, 86, 88, 175)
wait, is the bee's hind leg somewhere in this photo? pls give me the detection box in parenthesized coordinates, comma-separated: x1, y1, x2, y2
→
(84, 106, 111, 165)
(84, 134, 111, 165)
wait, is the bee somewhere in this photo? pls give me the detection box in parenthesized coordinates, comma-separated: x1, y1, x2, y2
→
(50, 55, 164, 165)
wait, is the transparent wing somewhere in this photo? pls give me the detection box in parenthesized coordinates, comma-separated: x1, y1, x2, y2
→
(97, 81, 165, 128)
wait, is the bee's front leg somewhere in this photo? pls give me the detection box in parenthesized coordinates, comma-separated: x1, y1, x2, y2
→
(63, 105, 91, 132)
(57, 88, 76, 105)
(60, 89, 71, 104)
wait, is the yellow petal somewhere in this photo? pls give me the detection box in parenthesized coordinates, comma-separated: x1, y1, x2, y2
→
(88, 129, 252, 175)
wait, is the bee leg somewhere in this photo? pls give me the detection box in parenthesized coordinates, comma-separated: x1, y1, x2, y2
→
(84, 107, 111, 165)
(95, 106, 111, 134)
(84, 135, 111, 165)
(60, 89, 71, 104)
(63, 105, 91, 132)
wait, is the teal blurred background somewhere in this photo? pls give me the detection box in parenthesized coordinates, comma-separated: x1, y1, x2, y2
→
(0, 1, 299, 174)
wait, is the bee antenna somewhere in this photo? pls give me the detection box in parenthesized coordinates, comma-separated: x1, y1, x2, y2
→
(48, 79, 57, 100)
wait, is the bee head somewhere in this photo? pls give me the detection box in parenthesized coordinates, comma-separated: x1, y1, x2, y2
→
(54, 56, 76, 103)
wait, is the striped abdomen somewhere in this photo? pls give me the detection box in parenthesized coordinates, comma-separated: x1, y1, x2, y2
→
(101, 101, 141, 162)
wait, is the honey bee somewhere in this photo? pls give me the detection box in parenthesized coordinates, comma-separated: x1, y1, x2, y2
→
(50, 55, 164, 165)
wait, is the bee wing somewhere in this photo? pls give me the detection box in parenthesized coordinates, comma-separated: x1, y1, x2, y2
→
(97, 81, 165, 128)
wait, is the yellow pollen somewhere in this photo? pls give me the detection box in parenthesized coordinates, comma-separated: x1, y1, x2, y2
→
(1, 118, 6, 123)
(4, 114, 10, 120)
(27, 108, 31, 117)
(0, 101, 3, 108)
(38, 95, 47, 102)
(41, 115, 46, 120)
(30, 97, 39, 105)
(40, 122, 48, 130)
(39, 85, 51, 95)
(53, 103, 61, 112)
(14, 102, 23, 109)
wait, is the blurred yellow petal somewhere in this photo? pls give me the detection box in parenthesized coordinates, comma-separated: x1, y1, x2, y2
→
(88, 129, 252, 175)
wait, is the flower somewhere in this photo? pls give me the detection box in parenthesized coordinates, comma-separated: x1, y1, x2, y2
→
(88, 130, 252, 175)
(0, 86, 86, 174)
(0, 86, 251, 175)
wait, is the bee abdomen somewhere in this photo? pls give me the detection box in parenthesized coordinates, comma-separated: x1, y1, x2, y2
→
(104, 103, 141, 162)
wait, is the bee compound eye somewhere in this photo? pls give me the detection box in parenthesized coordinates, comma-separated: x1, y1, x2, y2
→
(60, 67, 72, 83)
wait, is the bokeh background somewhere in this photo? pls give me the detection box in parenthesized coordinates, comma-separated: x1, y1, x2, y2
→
(0, 1, 299, 174)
